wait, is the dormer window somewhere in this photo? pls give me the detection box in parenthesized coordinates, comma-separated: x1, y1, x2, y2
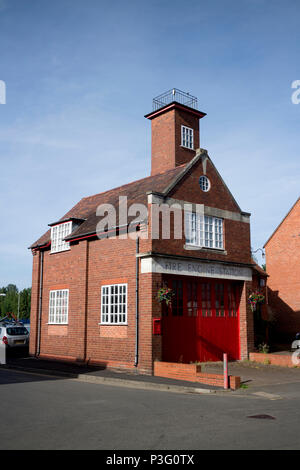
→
(181, 125, 194, 150)
(51, 221, 72, 253)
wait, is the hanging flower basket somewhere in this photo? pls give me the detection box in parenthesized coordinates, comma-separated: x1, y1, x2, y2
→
(248, 291, 265, 312)
(157, 287, 174, 306)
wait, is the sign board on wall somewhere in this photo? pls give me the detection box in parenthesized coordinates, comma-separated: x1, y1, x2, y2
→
(141, 256, 252, 281)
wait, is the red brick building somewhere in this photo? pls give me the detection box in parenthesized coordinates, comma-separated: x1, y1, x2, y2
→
(264, 197, 300, 341)
(29, 89, 258, 374)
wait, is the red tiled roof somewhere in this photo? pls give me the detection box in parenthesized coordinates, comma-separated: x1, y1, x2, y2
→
(30, 164, 187, 249)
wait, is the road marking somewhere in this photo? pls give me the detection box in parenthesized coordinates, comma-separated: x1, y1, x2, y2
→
(252, 391, 282, 400)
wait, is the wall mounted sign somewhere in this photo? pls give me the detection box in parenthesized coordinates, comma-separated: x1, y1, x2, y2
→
(141, 256, 252, 281)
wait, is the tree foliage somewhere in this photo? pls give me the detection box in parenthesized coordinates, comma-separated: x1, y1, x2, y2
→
(0, 285, 31, 320)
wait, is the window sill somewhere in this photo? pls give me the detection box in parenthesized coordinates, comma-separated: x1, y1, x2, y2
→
(47, 323, 68, 326)
(180, 145, 195, 151)
(184, 244, 227, 255)
(99, 323, 128, 326)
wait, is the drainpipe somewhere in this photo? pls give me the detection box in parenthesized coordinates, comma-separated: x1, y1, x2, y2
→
(36, 250, 44, 356)
(83, 241, 89, 363)
(134, 235, 140, 367)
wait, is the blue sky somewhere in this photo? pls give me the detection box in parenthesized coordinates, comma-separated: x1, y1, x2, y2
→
(0, 0, 299, 289)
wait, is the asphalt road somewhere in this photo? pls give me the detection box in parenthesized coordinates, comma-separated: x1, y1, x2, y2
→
(1, 368, 300, 450)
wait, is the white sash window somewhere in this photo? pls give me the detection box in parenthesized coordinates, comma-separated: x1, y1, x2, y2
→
(101, 284, 127, 325)
(185, 212, 224, 250)
(51, 221, 72, 253)
(48, 289, 69, 324)
(181, 125, 194, 149)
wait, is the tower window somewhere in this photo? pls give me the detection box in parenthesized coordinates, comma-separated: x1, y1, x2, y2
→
(181, 125, 194, 150)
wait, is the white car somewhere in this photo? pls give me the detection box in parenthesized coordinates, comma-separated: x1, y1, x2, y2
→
(0, 324, 29, 348)
(292, 339, 300, 350)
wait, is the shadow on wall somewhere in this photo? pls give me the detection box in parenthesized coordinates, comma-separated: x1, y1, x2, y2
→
(268, 287, 300, 345)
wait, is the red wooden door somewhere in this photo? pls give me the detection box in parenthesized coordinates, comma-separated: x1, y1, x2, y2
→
(161, 277, 240, 363)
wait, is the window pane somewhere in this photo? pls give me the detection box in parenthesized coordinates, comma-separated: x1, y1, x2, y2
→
(187, 281, 198, 317)
(49, 290, 69, 324)
(228, 284, 237, 317)
(51, 222, 72, 253)
(101, 284, 127, 324)
(181, 125, 193, 149)
(201, 283, 212, 317)
(185, 213, 223, 250)
(215, 284, 225, 317)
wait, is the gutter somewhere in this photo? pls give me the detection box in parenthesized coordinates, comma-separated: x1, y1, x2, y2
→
(29, 223, 144, 250)
(65, 221, 146, 244)
(29, 242, 51, 251)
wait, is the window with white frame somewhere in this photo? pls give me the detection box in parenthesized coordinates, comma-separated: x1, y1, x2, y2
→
(185, 212, 224, 250)
(101, 284, 127, 324)
(199, 175, 211, 192)
(48, 289, 69, 324)
(51, 221, 72, 253)
(181, 125, 194, 150)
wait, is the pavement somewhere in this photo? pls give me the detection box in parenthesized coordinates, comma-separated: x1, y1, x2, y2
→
(3, 349, 300, 395)
(3, 353, 221, 395)
(201, 357, 300, 389)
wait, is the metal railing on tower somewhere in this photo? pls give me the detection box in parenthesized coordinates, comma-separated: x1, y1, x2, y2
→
(152, 88, 198, 111)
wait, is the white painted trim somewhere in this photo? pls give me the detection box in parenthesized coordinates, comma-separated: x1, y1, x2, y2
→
(141, 257, 252, 281)
(147, 194, 250, 224)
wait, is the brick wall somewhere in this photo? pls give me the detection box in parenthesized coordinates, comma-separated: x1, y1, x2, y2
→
(239, 280, 254, 359)
(250, 352, 299, 368)
(30, 240, 89, 362)
(29, 250, 41, 356)
(30, 232, 158, 374)
(153, 361, 241, 390)
(152, 158, 251, 265)
(150, 107, 199, 176)
(265, 198, 300, 338)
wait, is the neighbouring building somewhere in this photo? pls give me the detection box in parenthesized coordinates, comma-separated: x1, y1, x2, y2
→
(264, 197, 300, 342)
(29, 89, 260, 374)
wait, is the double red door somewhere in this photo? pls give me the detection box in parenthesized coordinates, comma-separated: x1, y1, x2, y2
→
(161, 277, 241, 363)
